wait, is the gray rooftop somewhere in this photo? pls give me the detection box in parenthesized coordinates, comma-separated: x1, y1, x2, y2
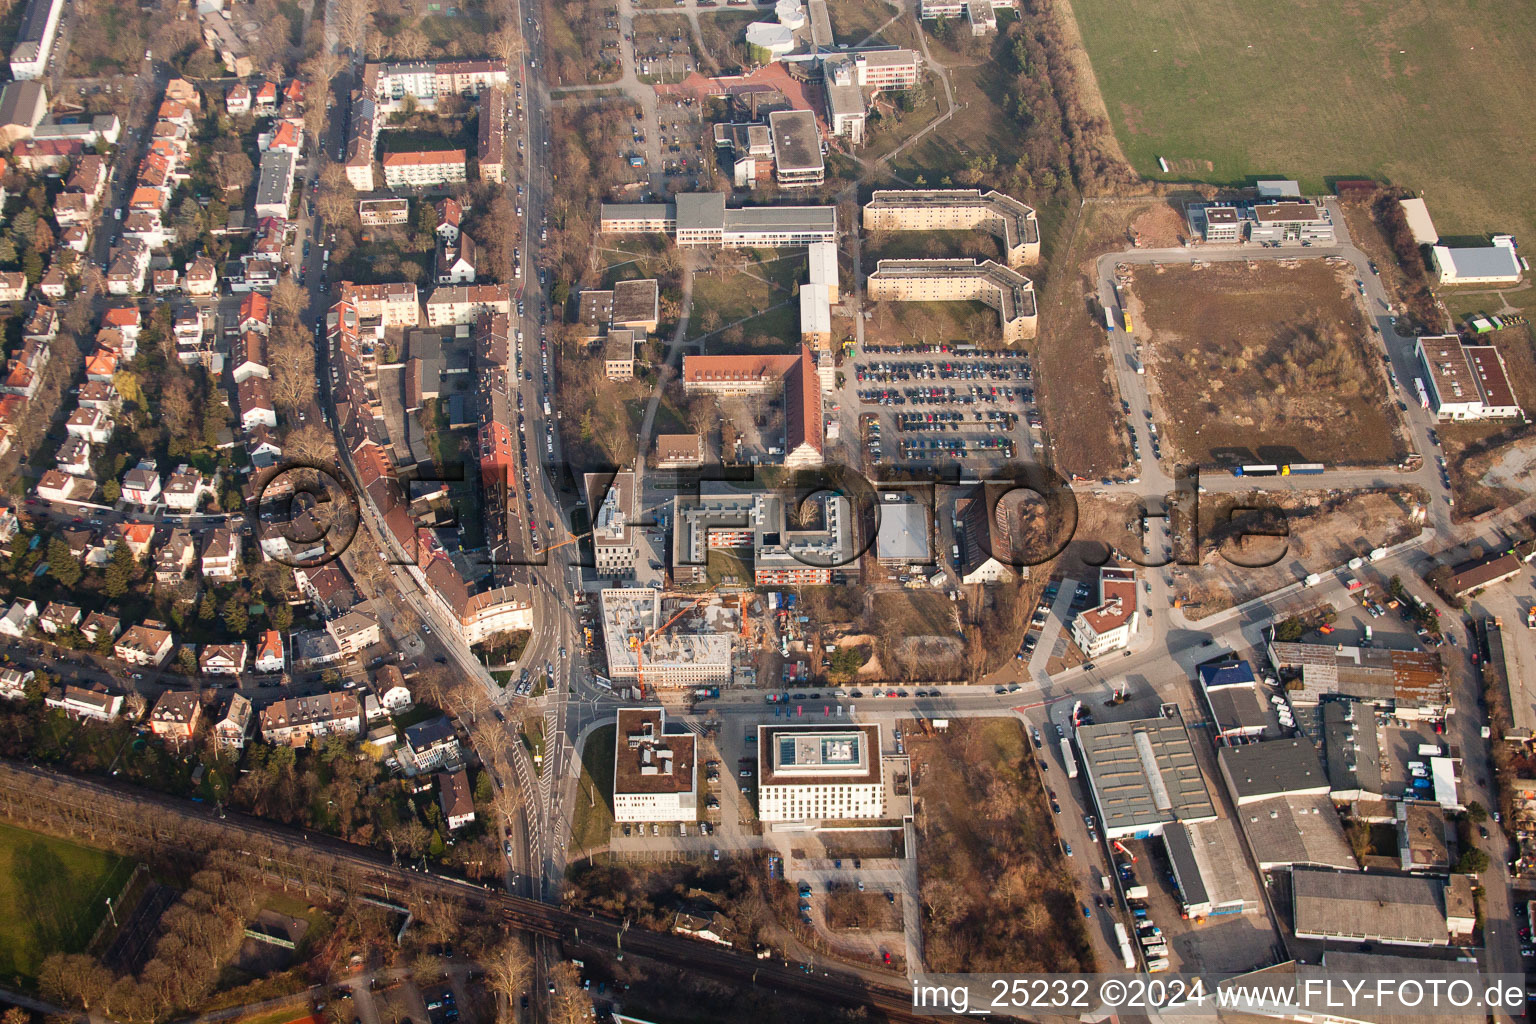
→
(1161, 819, 1262, 911)
(768, 109, 823, 173)
(1076, 715, 1217, 835)
(1440, 243, 1521, 280)
(875, 496, 930, 562)
(723, 203, 837, 233)
(676, 192, 727, 232)
(1291, 869, 1449, 946)
(1217, 738, 1330, 803)
(1235, 793, 1355, 870)
(1322, 699, 1383, 797)
(255, 149, 296, 208)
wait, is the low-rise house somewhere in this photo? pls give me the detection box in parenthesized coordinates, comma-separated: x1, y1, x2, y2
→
(436, 197, 461, 242)
(162, 464, 213, 513)
(259, 691, 362, 746)
(238, 377, 276, 431)
(154, 529, 196, 584)
(38, 601, 81, 636)
(148, 690, 201, 743)
(226, 82, 251, 115)
(0, 272, 26, 302)
(438, 769, 476, 830)
(231, 331, 267, 383)
(370, 664, 412, 715)
(65, 406, 113, 444)
(55, 435, 92, 476)
(0, 599, 38, 637)
(326, 610, 381, 657)
(79, 611, 121, 644)
(45, 683, 123, 722)
(201, 528, 240, 579)
(0, 667, 34, 701)
(199, 643, 248, 676)
(77, 380, 121, 414)
(114, 522, 154, 560)
(184, 257, 218, 296)
(37, 265, 66, 301)
(121, 460, 162, 507)
(114, 624, 174, 666)
(213, 693, 254, 751)
(295, 565, 358, 618)
(292, 629, 343, 668)
(254, 629, 285, 674)
(35, 469, 94, 503)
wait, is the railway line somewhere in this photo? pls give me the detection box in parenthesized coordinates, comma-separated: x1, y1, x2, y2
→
(0, 762, 953, 1023)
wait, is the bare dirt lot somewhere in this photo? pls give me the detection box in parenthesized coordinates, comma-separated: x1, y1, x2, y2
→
(1172, 488, 1427, 614)
(1131, 261, 1407, 468)
(908, 718, 1095, 972)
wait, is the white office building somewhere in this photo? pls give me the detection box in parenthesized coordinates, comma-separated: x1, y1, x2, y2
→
(613, 707, 698, 823)
(757, 723, 886, 823)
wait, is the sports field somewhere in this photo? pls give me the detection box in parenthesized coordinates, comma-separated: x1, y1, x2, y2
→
(0, 823, 134, 978)
(1070, 0, 1536, 243)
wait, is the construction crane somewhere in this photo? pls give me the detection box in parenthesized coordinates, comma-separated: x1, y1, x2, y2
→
(629, 596, 709, 693)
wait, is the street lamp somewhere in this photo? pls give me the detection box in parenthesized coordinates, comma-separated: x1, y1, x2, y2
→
(105, 895, 117, 927)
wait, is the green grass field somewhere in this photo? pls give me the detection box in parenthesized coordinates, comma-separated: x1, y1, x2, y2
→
(1071, 0, 1536, 243)
(0, 823, 135, 979)
(569, 726, 617, 855)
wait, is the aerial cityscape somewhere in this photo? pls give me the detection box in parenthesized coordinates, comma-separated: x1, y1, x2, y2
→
(0, 0, 1530, 1021)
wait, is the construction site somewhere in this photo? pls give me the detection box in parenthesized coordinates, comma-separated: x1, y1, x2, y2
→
(599, 588, 739, 690)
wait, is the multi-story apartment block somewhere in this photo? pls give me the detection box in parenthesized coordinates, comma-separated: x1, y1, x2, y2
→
(381, 149, 467, 189)
(424, 284, 510, 326)
(478, 88, 505, 183)
(400, 717, 462, 773)
(863, 189, 1040, 265)
(867, 258, 1037, 343)
(201, 528, 241, 580)
(341, 282, 420, 328)
(9, 0, 65, 80)
(213, 693, 253, 751)
(259, 692, 363, 746)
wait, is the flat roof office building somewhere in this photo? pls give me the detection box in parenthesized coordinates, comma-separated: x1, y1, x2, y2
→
(757, 723, 885, 823)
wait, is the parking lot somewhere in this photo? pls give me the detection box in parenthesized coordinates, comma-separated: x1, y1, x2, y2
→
(841, 346, 1042, 469)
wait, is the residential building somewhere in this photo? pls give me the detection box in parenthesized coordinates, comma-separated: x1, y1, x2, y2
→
(757, 723, 886, 823)
(238, 377, 277, 431)
(341, 282, 420, 328)
(38, 602, 80, 636)
(148, 691, 201, 744)
(213, 693, 253, 751)
(45, 683, 123, 722)
(0, 667, 33, 701)
(259, 692, 363, 746)
(381, 149, 467, 189)
(612, 708, 698, 823)
(36, 468, 91, 503)
(585, 472, 637, 578)
(863, 188, 1040, 264)
(0, 599, 37, 637)
(400, 717, 461, 773)
(435, 233, 478, 285)
(114, 624, 175, 666)
(370, 664, 412, 716)
(9, 0, 64, 80)
(65, 408, 113, 444)
(326, 610, 382, 657)
(79, 611, 121, 644)
(254, 629, 285, 674)
(254, 149, 297, 220)
(122, 460, 162, 507)
(867, 258, 1037, 343)
(438, 769, 476, 829)
(153, 529, 196, 584)
(162, 464, 213, 512)
(0, 273, 26, 302)
(1069, 565, 1139, 657)
(1431, 235, 1522, 286)
(477, 88, 505, 183)
(199, 643, 248, 675)
(424, 284, 510, 327)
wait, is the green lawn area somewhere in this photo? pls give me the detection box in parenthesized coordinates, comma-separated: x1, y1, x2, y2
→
(569, 725, 616, 855)
(891, 63, 1025, 183)
(0, 823, 135, 979)
(1071, 0, 1536, 244)
(706, 548, 754, 587)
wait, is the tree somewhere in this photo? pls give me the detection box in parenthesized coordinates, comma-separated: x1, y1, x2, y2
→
(102, 478, 121, 504)
(286, 423, 338, 465)
(1455, 847, 1489, 874)
(1466, 801, 1488, 824)
(176, 645, 197, 675)
(223, 597, 249, 635)
(213, 149, 255, 193)
(485, 938, 534, 1012)
(103, 542, 136, 598)
(317, 163, 358, 227)
(271, 360, 317, 414)
(269, 602, 293, 630)
(47, 537, 82, 588)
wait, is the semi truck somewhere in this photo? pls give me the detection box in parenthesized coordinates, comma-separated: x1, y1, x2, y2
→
(693, 687, 720, 699)
(1060, 738, 1079, 779)
(1114, 923, 1137, 970)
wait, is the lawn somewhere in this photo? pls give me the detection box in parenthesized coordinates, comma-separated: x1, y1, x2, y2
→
(0, 823, 135, 979)
(687, 253, 803, 341)
(1132, 260, 1407, 468)
(569, 725, 617, 855)
(1071, 0, 1536, 244)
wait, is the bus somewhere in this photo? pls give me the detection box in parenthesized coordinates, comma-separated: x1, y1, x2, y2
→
(1233, 464, 1279, 477)
(1282, 463, 1325, 475)
(1104, 307, 1117, 332)
(1122, 311, 1134, 333)
(1060, 738, 1079, 779)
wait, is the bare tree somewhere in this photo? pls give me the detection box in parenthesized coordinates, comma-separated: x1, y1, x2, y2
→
(484, 937, 534, 1019)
